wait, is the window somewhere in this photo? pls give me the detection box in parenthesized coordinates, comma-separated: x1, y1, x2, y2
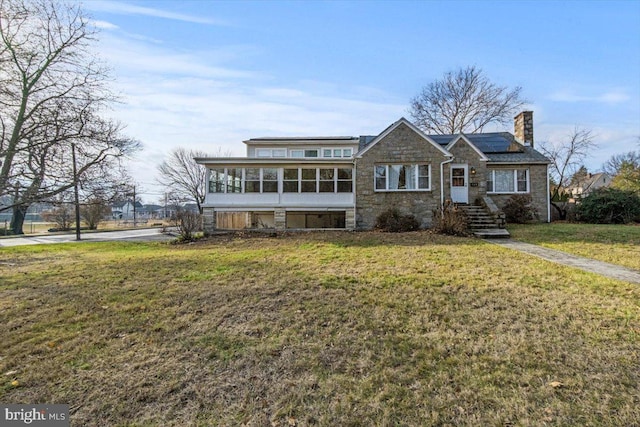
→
(283, 168, 299, 192)
(418, 165, 430, 189)
(262, 168, 278, 192)
(375, 164, 431, 191)
(451, 167, 465, 187)
(517, 170, 528, 192)
(289, 149, 318, 158)
(256, 148, 286, 158)
(245, 168, 260, 193)
(375, 165, 387, 190)
(319, 168, 335, 192)
(337, 168, 353, 192)
(301, 168, 317, 192)
(321, 148, 353, 158)
(209, 168, 225, 193)
(227, 168, 242, 193)
(487, 169, 529, 193)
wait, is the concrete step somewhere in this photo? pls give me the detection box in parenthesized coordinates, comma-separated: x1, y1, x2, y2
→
(473, 228, 511, 238)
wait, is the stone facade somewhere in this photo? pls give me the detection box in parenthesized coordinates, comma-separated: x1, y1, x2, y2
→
(274, 209, 286, 229)
(202, 207, 216, 234)
(514, 111, 534, 146)
(355, 122, 449, 229)
(445, 137, 488, 203)
(486, 163, 549, 222)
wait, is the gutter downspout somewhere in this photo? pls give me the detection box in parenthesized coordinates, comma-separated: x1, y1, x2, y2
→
(440, 157, 454, 209)
(352, 158, 357, 230)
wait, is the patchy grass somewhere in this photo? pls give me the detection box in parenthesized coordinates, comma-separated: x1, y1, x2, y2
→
(508, 223, 640, 270)
(1, 231, 639, 426)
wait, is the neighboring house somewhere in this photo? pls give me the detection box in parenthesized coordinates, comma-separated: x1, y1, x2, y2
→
(567, 172, 611, 201)
(138, 204, 163, 219)
(195, 111, 550, 231)
(111, 200, 144, 220)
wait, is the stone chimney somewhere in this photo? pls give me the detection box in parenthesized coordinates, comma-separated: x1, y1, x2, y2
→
(514, 111, 534, 147)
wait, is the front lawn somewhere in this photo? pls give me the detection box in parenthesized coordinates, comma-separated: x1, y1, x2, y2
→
(1, 232, 639, 426)
(508, 222, 640, 270)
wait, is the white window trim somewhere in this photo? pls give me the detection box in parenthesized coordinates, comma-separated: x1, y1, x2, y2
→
(289, 148, 320, 158)
(321, 147, 354, 158)
(374, 164, 431, 192)
(487, 168, 530, 194)
(256, 148, 286, 158)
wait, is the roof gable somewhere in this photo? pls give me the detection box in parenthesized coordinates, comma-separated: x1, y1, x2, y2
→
(355, 118, 452, 158)
(446, 134, 490, 161)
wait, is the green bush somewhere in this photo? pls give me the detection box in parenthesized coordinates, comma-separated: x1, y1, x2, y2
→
(576, 188, 640, 224)
(375, 208, 420, 232)
(431, 203, 469, 236)
(503, 194, 539, 224)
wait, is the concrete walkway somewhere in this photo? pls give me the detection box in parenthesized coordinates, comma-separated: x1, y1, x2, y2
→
(487, 239, 640, 284)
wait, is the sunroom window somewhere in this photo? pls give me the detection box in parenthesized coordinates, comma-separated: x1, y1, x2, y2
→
(283, 168, 299, 192)
(209, 168, 225, 193)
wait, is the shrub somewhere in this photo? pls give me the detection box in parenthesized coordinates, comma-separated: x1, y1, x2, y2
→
(576, 188, 640, 224)
(431, 203, 469, 236)
(41, 205, 74, 231)
(176, 211, 202, 241)
(375, 208, 420, 232)
(502, 194, 539, 224)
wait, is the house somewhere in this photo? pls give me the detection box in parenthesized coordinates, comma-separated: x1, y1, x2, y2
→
(111, 200, 144, 220)
(567, 172, 611, 201)
(195, 111, 550, 231)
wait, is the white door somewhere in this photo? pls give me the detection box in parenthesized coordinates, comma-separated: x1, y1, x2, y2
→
(450, 164, 468, 204)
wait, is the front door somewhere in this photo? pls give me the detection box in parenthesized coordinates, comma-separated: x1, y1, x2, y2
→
(450, 164, 468, 204)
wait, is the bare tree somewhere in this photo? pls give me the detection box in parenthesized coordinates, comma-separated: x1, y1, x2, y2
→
(157, 147, 230, 214)
(603, 151, 640, 176)
(410, 66, 527, 134)
(41, 204, 74, 231)
(80, 198, 111, 230)
(0, 0, 139, 234)
(539, 127, 596, 219)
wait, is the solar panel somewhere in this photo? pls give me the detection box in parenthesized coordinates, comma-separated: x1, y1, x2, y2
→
(426, 133, 520, 153)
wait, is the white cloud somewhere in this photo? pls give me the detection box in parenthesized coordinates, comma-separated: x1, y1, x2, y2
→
(85, 1, 228, 26)
(91, 20, 118, 30)
(548, 89, 631, 104)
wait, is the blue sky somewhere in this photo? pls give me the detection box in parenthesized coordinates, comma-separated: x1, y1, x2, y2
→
(85, 0, 640, 202)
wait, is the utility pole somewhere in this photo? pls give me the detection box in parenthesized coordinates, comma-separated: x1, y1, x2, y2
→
(132, 185, 137, 228)
(71, 143, 81, 241)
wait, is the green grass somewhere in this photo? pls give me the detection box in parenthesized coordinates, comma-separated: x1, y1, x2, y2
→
(1, 231, 639, 426)
(508, 223, 640, 270)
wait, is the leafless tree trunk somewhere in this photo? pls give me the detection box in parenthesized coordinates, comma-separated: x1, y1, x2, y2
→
(0, 0, 139, 234)
(539, 127, 595, 220)
(410, 66, 527, 134)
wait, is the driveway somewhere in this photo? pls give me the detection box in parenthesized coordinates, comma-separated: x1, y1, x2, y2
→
(0, 228, 175, 247)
